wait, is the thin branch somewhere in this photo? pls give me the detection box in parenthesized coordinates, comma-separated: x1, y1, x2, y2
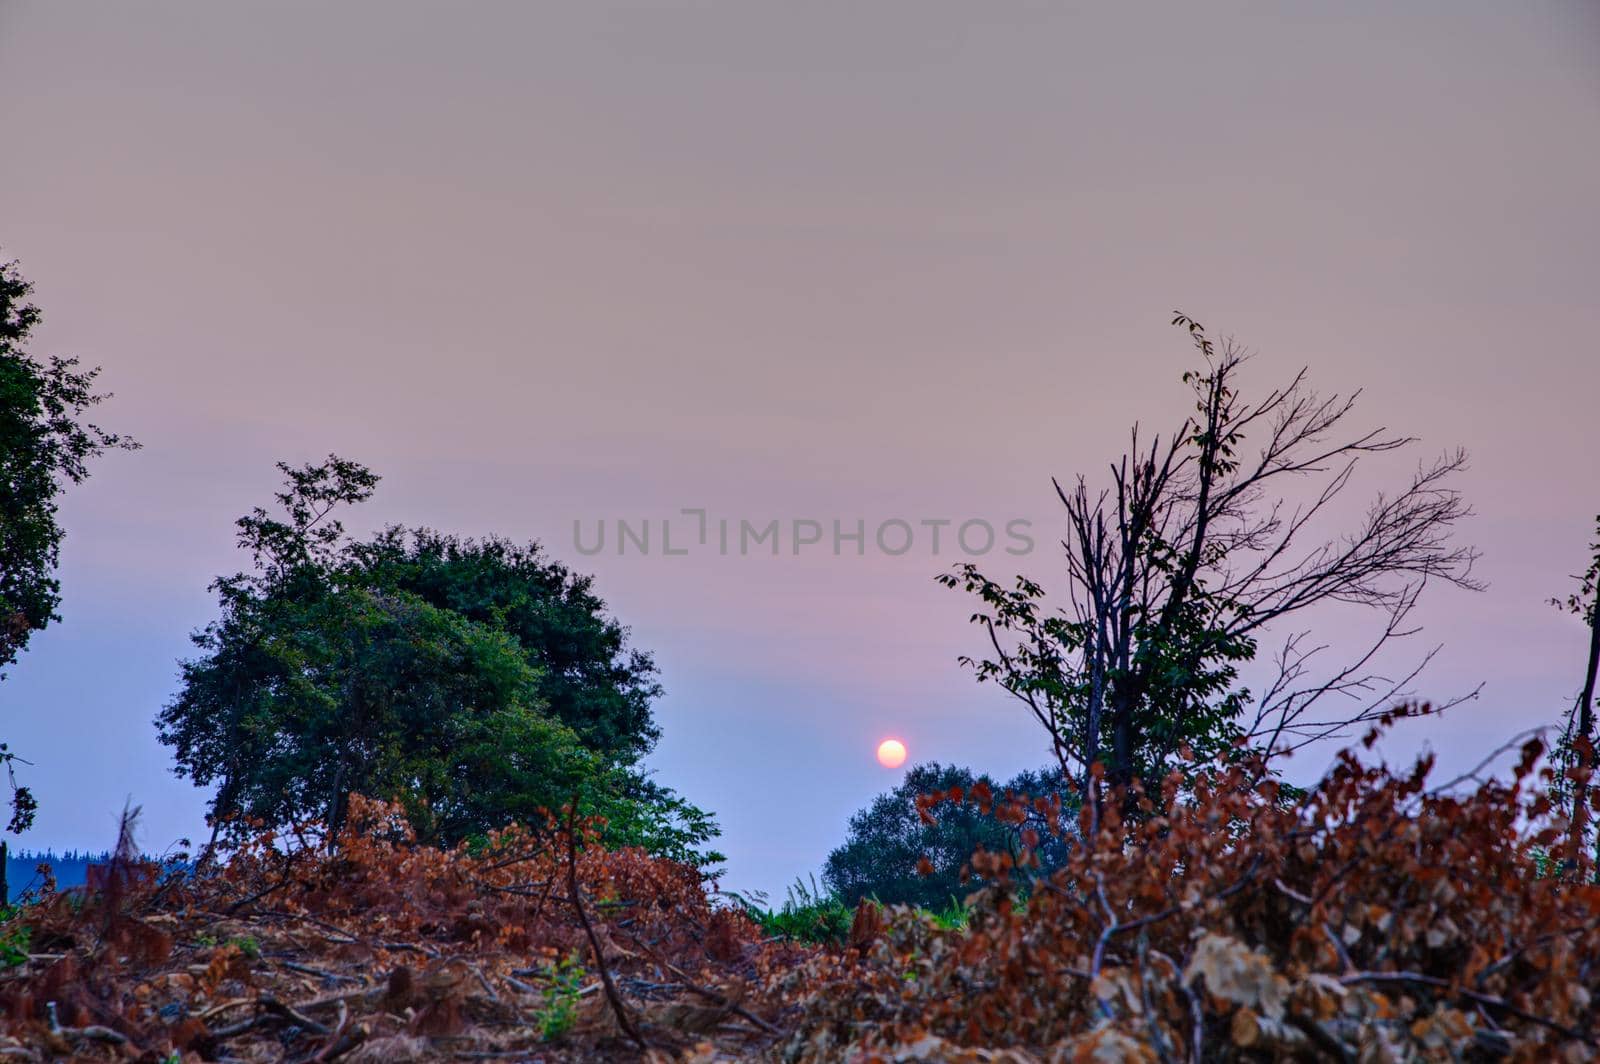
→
(565, 801, 646, 1050)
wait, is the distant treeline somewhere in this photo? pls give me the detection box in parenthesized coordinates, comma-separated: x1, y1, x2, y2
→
(4, 850, 190, 894)
(7, 849, 110, 892)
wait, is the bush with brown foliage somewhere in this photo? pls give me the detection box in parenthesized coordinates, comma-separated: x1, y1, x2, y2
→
(3, 711, 1599, 1062)
(0, 796, 797, 1061)
(774, 710, 1600, 1062)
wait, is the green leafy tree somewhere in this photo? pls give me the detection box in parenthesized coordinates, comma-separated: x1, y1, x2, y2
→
(344, 529, 661, 766)
(159, 457, 719, 867)
(585, 774, 725, 870)
(0, 254, 137, 832)
(823, 762, 1073, 909)
(942, 315, 1480, 807)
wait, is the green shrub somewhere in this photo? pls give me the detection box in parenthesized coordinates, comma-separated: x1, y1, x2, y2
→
(927, 896, 969, 930)
(227, 935, 260, 959)
(726, 875, 856, 946)
(0, 907, 29, 968)
(535, 951, 585, 1041)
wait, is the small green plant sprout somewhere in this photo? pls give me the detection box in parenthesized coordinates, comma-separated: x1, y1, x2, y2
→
(227, 935, 260, 959)
(535, 950, 585, 1041)
(928, 896, 969, 930)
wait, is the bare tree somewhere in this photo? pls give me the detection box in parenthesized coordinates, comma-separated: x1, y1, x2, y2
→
(942, 314, 1482, 802)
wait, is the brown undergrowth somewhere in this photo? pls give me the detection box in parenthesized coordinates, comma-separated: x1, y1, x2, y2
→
(3, 714, 1599, 1062)
(770, 718, 1600, 1063)
(0, 797, 803, 1062)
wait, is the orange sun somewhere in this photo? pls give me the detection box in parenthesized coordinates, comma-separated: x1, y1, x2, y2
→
(876, 738, 907, 768)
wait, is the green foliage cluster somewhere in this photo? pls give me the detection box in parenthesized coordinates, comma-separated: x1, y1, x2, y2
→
(584, 774, 724, 870)
(823, 762, 1073, 910)
(728, 874, 972, 947)
(228, 935, 260, 959)
(534, 951, 585, 1041)
(726, 875, 856, 946)
(156, 457, 720, 868)
(0, 906, 28, 968)
(0, 256, 138, 680)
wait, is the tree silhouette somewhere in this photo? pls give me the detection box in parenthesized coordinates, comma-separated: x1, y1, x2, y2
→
(0, 254, 137, 834)
(943, 315, 1480, 804)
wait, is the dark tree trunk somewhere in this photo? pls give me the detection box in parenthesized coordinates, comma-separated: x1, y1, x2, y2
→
(1569, 591, 1600, 868)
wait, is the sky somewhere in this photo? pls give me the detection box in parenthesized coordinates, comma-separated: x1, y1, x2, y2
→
(1, 1, 1597, 898)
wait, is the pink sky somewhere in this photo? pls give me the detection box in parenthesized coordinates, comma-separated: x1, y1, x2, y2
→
(2, 1, 1597, 895)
